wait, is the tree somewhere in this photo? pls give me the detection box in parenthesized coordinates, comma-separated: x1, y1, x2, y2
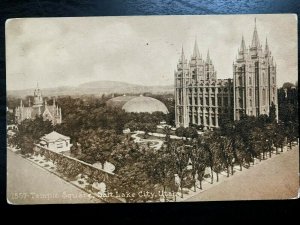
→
(273, 123, 285, 154)
(209, 136, 224, 182)
(142, 123, 157, 139)
(220, 136, 234, 177)
(170, 141, 189, 198)
(194, 144, 208, 190)
(19, 134, 35, 155)
(149, 148, 177, 201)
(282, 82, 295, 89)
(74, 128, 122, 166)
(110, 162, 159, 203)
(162, 126, 171, 144)
(6, 110, 15, 125)
(190, 139, 209, 191)
(202, 132, 216, 183)
(12, 116, 53, 155)
(269, 102, 277, 123)
(110, 137, 143, 173)
(175, 126, 186, 139)
(185, 126, 198, 140)
(250, 127, 264, 161)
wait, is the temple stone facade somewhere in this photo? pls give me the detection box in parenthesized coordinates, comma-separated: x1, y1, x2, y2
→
(175, 20, 278, 129)
(233, 20, 278, 121)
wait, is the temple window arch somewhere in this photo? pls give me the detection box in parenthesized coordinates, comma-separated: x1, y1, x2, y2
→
(262, 89, 266, 105)
(238, 76, 242, 86)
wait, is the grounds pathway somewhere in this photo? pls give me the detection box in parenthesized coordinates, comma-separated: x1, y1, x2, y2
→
(7, 150, 103, 204)
(185, 146, 299, 201)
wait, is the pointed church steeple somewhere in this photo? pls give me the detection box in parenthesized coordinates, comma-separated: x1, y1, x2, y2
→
(33, 82, 43, 107)
(206, 49, 211, 63)
(240, 35, 246, 53)
(192, 39, 201, 58)
(265, 37, 270, 54)
(180, 45, 186, 62)
(251, 18, 260, 48)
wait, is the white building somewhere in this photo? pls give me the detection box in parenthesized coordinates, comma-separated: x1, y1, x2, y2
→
(39, 131, 72, 153)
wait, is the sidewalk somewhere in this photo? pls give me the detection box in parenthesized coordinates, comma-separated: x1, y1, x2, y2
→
(184, 145, 299, 201)
(7, 150, 103, 204)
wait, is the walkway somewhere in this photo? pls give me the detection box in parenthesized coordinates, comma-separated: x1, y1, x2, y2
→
(185, 146, 299, 201)
(7, 150, 103, 204)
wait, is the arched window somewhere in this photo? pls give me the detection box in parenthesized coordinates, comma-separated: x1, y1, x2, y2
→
(249, 76, 252, 85)
(239, 76, 242, 86)
(262, 89, 266, 105)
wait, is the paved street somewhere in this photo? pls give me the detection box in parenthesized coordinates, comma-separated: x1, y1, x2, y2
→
(186, 146, 299, 201)
(7, 150, 103, 204)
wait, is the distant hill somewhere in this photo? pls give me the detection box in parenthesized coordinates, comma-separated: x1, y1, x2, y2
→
(7, 80, 174, 97)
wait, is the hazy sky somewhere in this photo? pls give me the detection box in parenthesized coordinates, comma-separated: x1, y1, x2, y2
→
(6, 14, 297, 90)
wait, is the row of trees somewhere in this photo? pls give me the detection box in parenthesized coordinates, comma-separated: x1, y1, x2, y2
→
(105, 108, 299, 202)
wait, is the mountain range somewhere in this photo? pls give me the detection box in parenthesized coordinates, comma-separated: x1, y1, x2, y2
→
(7, 81, 174, 97)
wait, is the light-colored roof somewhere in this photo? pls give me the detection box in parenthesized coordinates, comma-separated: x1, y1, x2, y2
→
(106, 96, 137, 108)
(41, 131, 70, 142)
(122, 96, 169, 114)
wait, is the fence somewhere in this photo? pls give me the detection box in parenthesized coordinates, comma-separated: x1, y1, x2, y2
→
(33, 144, 122, 202)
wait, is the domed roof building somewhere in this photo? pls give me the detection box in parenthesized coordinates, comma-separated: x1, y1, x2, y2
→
(106, 95, 168, 114)
(106, 95, 136, 108)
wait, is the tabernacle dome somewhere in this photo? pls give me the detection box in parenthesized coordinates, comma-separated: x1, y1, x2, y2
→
(107, 95, 169, 114)
(106, 95, 136, 108)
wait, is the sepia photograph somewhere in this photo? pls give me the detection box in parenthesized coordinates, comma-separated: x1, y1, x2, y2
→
(5, 14, 299, 204)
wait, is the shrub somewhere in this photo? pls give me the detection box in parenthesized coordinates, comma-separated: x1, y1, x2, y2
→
(204, 174, 210, 178)
(85, 184, 92, 191)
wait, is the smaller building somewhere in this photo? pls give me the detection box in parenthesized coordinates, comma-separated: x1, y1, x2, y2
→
(7, 124, 18, 137)
(15, 83, 62, 125)
(39, 131, 72, 153)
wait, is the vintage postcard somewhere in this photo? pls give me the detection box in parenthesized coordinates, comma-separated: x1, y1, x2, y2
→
(6, 14, 299, 204)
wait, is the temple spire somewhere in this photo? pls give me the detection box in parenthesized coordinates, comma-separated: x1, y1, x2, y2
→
(180, 45, 185, 61)
(192, 39, 200, 58)
(240, 35, 246, 52)
(251, 18, 260, 48)
(265, 37, 269, 53)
